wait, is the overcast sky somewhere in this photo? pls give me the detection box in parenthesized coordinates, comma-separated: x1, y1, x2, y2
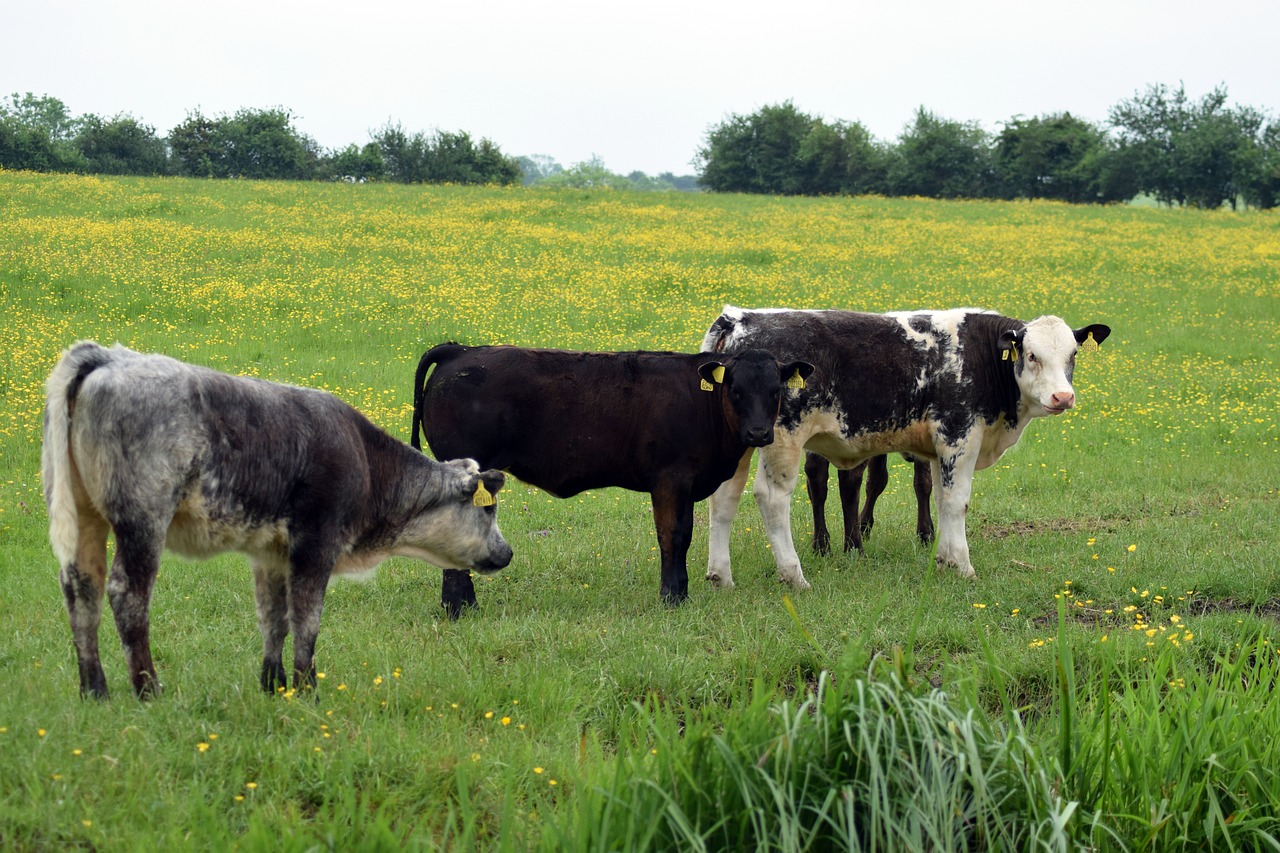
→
(6, 0, 1278, 176)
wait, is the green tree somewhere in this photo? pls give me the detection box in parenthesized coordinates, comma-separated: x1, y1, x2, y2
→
(322, 142, 385, 181)
(1108, 83, 1265, 208)
(372, 123, 519, 185)
(0, 92, 86, 171)
(75, 114, 168, 175)
(994, 113, 1108, 203)
(221, 108, 315, 180)
(888, 108, 995, 199)
(696, 101, 806, 193)
(168, 111, 228, 178)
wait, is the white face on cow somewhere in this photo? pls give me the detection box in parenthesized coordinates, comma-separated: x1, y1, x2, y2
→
(1015, 316, 1083, 417)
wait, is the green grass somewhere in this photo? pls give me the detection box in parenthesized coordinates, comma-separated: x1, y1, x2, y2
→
(0, 170, 1278, 849)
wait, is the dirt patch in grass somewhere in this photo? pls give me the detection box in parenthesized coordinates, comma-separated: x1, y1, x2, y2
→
(1028, 596, 1280, 630)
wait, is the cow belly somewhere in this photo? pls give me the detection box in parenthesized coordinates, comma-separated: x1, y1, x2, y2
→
(801, 419, 936, 467)
(165, 493, 288, 559)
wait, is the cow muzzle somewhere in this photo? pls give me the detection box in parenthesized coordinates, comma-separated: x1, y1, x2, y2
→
(743, 426, 775, 447)
(474, 542, 513, 574)
(1043, 390, 1076, 415)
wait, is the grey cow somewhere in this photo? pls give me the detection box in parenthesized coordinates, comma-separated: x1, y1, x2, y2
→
(43, 341, 512, 699)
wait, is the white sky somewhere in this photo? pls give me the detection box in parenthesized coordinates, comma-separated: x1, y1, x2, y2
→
(5, 0, 1278, 176)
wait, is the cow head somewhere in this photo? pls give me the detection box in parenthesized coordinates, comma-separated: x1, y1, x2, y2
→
(399, 459, 514, 574)
(999, 317, 1112, 416)
(700, 350, 815, 446)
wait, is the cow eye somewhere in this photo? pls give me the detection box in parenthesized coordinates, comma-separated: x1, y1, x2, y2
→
(1027, 352, 1037, 364)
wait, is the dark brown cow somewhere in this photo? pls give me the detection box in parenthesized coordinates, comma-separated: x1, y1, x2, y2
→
(805, 452, 933, 555)
(411, 343, 813, 614)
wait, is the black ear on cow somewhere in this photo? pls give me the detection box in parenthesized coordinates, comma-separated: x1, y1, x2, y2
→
(698, 361, 727, 388)
(780, 361, 814, 389)
(1073, 324, 1112, 347)
(998, 329, 1024, 361)
(469, 470, 505, 507)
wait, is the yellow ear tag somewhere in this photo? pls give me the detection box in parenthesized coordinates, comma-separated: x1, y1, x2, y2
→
(700, 378, 714, 392)
(787, 369, 805, 389)
(711, 365, 725, 384)
(1004, 342, 1018, 362)
(1082, 331, 1099, 353)
(472, 481, 495, 507)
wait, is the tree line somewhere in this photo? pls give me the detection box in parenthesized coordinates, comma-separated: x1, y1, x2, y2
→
(697, 84, 1280, 209)
(0, 95, 525, 185)
(4, 84, 1277, 206)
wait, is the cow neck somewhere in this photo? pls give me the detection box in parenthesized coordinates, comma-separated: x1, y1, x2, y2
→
(962, 313, 1024, 425)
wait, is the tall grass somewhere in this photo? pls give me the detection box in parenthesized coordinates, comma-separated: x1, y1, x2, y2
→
(552, 603, 1280, 851)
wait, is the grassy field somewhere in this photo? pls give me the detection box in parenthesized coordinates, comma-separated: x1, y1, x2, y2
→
(1, 171, 1278, 849)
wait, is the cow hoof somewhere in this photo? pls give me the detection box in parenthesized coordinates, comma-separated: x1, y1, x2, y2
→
(779, 574, 811, 591)
(936, 558, 976, 580)
(705, 571, 734, 590)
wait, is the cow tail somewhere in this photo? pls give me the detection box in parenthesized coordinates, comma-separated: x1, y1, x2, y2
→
(42, 342, 110, 567)
(411, 343, 458, 451)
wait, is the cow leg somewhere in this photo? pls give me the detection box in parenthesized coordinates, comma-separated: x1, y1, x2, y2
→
(932, 450, 978, 579)
(252, 557, 289, 693)
(706, 449, 753, 589)
(287, 545, 335, 692)
(839, 462, 866, 553)
(804, 452, 833, 555)
(106, 525, 164, 699)
(59, 514, 111, 699)
(754, 443, 809, 589)
(858, 455, 888, 543)
(912, 459, 935, 544)
(441, 569, 477, 620)
(652, 484, 695, 605)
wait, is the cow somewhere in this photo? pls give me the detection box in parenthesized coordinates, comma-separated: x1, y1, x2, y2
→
(43, 341, 513, 699)
(805, 452, 933, 555)
(410, 343, 814, 614)
(701, 306, 1111, 589)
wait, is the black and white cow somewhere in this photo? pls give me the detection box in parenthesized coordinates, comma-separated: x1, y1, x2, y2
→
(411, 343, 813, 613)
(701, 306, 1111, 588)
(43, 341, 513, 699)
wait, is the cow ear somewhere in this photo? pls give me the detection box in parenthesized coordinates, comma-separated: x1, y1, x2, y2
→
(698, 361, 726, 390)
(998, 329, 1024, 362)
(1073, 324, 1111, 347)
(781, 361, 814, 389)
(469, 471, 505, 507)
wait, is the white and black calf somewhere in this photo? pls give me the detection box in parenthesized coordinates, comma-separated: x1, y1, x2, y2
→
(43, 342, 512, 699)
(701, 307, 1111, 588)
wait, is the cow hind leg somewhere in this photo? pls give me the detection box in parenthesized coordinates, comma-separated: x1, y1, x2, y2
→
(913, 460, 935, 544)
(858, 455, 888, 542)
(839, 462, 867, 553)
(60, 514, 111, 699)
(441, 569, 478, 620)
(804, 452, 833, 556)
(106, 526, 164, 699)
(253, 558, 289, 693)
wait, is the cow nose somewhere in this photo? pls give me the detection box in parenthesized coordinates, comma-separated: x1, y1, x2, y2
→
(744, 427, 774, 447)
(477, 543, 513, 572)
(1050, 391, 1075, 410)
